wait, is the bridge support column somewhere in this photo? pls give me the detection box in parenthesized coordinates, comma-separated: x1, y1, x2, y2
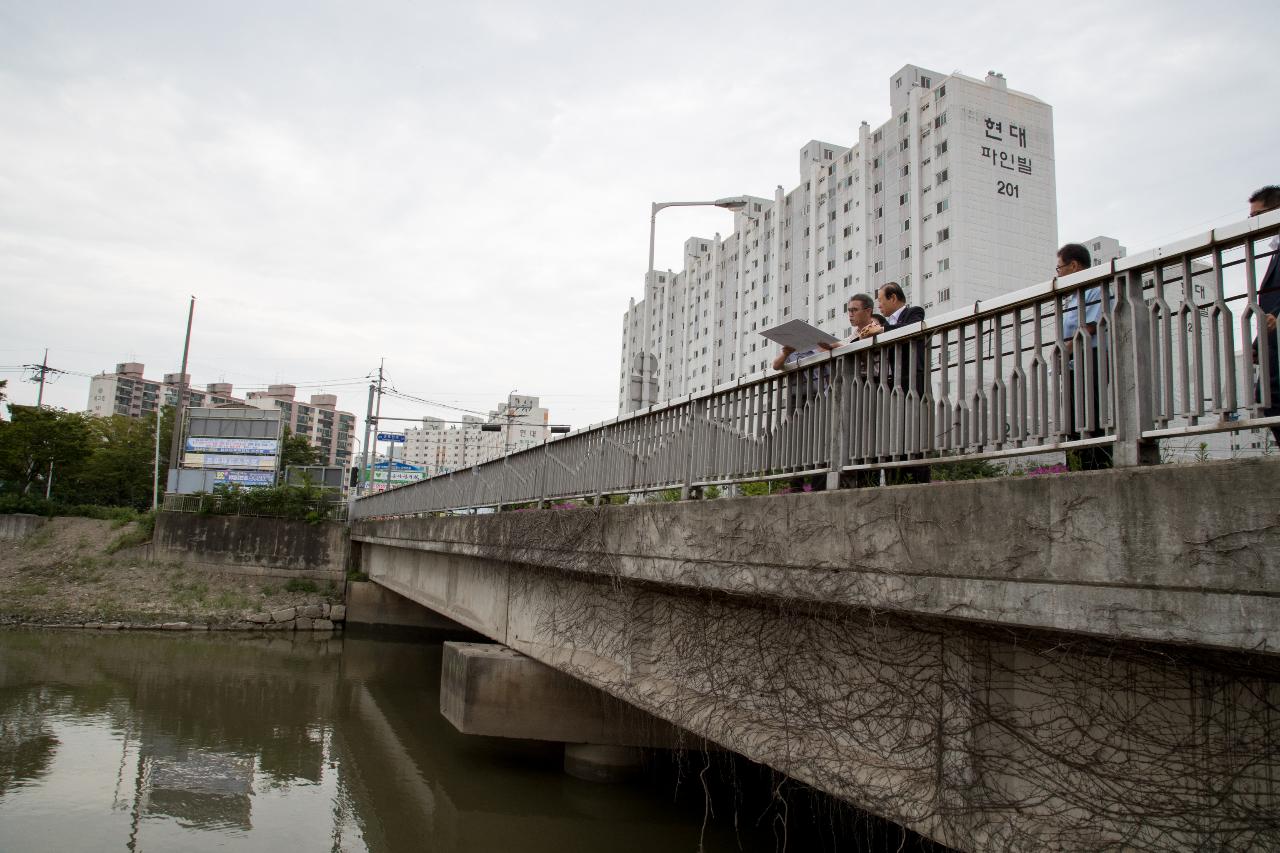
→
(440, 641, 687, 780)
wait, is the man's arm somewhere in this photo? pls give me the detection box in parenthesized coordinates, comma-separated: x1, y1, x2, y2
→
(771, 346, 796, 371)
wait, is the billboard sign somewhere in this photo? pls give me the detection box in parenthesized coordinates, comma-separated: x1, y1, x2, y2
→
(212, 470, 276, 488)
(183, 453, 279, 470)
(186, 437, 279, 455)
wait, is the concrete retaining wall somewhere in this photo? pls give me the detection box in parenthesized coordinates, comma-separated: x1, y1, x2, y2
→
(154, 512, 349, 580)
(0, 513, 46, 541)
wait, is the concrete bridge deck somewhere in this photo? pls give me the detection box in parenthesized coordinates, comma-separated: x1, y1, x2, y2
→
(352, 457, 1280, 852)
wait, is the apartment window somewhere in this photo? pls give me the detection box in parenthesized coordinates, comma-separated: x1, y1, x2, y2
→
(899, 192, 909, 205)
(935, 140, 948, 156)
(899, 138, 909, 151)
(934, 112, 947, 128)
(938, 258, 950, 272)
(937, 197, 950, 213)
(903, 219, 910, 231)
(937, 227, 951, 242)
(936, 169, 949, 184)
(935, 84, 947, 99)
(844, 250, 853, 261)
(901, 247, 911, 259)
(843, 226, 851, 237)
(901, 164, 910, 177)
(938, 287, 951, 302)
(873, 157, 881, 169)
(874, 181, 882, 193)
(875, 207, 883, 219)
(876, 233, 884, 245)
(899, 111, 908, 124)
(874, 261, 884, 272)
(873, 130, 882, 144)
(920, 76, 931, 88)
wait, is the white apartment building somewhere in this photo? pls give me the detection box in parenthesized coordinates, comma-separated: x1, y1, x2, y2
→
(620, 64, 1058, 412)
(400, 393, 550, 476)
(88, 363, 241, 419)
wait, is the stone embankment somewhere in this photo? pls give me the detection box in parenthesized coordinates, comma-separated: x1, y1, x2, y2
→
(1, 515, 349, 631)
(4, 603, 349, 632)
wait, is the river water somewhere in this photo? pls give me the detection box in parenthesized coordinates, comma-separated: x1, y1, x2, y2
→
(0, 628, 933, 852)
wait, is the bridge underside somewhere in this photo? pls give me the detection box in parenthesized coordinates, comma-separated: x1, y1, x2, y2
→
(352, 458, 1280, 852)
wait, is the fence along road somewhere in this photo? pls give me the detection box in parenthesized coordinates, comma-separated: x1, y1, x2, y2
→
(353, 210, 1280, 520)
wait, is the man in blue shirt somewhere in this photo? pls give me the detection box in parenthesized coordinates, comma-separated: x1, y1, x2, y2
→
(1057, 243, 1111, 469)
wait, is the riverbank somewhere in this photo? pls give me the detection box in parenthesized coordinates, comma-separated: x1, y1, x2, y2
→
(0, 516, 345, 630)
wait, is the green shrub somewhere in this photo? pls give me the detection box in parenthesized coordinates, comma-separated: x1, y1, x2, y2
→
(284, 578, 318, 594)
(105, 511, 156, 554)
(0, 494, 140, 522)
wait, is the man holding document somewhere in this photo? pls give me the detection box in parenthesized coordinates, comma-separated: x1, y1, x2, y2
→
(768, 294, 885, 370)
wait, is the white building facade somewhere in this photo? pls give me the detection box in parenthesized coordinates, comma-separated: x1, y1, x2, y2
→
(620, 64, 1058, 413)
(400, 393, 550, 476)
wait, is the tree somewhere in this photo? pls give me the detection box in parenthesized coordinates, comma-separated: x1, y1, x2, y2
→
(68, 410, 174, 510)
(279, 427, 321, 468)
(0, 379, 7, 403)
(0, 406, 94, 497)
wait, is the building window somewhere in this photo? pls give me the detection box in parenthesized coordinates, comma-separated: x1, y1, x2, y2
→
(900, 192, 909, 205)
(937, 227, 951, 242)
(874, 181, 882, 193)
(874, 261, 883, 272)
(936, 197, 950, 213)
(934, 112, 947, 128)
(903, 219, 911, 231)
(901, 164, 910, 177)
(935, 140, 948, 156)
(936, 169, 949, 184)
(938, 287, 951, 302)
(901, 247, 911, 259)
(899, 138, 909, 151)
(938, 258, 950, 272)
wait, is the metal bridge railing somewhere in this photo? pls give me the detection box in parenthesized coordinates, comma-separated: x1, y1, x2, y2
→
(353, 210, 1280, 520)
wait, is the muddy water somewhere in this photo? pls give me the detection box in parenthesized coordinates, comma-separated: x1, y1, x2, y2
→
(0, 628, 934, 852)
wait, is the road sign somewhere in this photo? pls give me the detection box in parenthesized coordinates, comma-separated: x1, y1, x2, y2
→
(376, 432, 406, 443)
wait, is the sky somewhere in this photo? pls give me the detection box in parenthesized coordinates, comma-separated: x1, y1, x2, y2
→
(2, 0, 1277, 439)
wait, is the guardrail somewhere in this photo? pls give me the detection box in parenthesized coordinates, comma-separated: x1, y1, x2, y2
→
(353, 210, 1280, 520)
(163, 492, 349, 522)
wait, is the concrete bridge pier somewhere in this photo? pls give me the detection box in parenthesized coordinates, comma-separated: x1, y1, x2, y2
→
(440, 641, 688, 782)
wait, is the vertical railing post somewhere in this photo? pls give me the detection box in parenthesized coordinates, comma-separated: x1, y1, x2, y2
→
(681, 398, 706, 500)
(1113, 270, 1160, 466)
(826, 355, 845, 491)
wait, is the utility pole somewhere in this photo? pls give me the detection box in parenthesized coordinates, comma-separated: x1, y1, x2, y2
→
(358, 360, 384, 495)
(35, 349, 48, 407)
(152, 406, 162, 511)
(165, 298, 196, 493)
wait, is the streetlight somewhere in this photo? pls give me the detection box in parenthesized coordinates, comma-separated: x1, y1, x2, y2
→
(634, 196, 756, 410)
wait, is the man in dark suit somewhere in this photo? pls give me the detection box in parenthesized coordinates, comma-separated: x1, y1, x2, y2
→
(1250, 185, 1280, 444)
(862, 282, 930, 483)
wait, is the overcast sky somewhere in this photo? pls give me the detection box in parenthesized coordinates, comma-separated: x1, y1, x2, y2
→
(2, 0, 1276, 436)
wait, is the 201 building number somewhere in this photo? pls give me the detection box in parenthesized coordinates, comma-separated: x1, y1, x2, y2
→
(997, 180, 1020, 198)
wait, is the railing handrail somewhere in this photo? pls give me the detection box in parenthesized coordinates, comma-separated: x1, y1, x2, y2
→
(353, 209, 1280, 519)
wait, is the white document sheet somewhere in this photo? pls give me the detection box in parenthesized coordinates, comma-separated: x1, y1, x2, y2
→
(759, 319, 841, 351)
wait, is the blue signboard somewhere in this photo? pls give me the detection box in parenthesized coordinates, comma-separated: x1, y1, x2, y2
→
(376, 432, 406, 443)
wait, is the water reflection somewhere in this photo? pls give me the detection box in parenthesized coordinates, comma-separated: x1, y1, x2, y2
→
(0, 629, 784, 853)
